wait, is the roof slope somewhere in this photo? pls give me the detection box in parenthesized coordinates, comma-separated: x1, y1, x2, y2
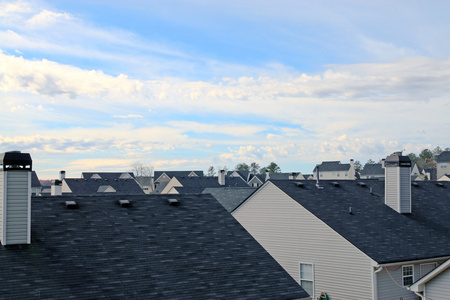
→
(64, 178, 145, 195)
(360, 163, 384, 176)
(269, 180, 450, 264)
(0, 194, 307, 299)
(81, 172, 135, 180)
(203, 187, 257, 212)
(31, 171, 41, 187)
(175, 176, 249, 192)
(154, 171, 203, 181)
(437, 150, 450, 162)
(313, 161, 351, 172)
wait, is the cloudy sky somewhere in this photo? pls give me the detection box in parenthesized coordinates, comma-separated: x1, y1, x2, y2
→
(1, 0, 449, 179)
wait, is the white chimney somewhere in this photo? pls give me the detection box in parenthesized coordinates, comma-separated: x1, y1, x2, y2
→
(265, 170, 270, 181)
(51, 179, 63, 196)
(384, 152, 412, 214)
(218, 170, 226, 186)
(60, 170, 66, 180)
(0, 151, 32, 245)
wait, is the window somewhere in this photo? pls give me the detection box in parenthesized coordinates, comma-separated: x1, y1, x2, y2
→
(299, 263, 314, 298)
(402, 265, 414, 286)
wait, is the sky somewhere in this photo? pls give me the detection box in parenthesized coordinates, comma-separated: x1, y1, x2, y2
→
(1, 0, 450, 179)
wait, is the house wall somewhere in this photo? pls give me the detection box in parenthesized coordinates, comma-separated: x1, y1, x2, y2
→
(377, 260, 446, 300)
(233, 182, 374, 300)
(0, 170, 3, 242)
(313, 170, 351, 180)
(437, 162, 449, 180)
(425, 266, 450, 299)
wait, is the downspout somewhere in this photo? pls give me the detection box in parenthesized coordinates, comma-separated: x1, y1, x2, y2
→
(373, 265, 383, 300)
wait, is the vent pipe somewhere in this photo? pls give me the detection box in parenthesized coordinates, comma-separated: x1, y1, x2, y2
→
(218, 170, 226, 186)
(0, 151, 32, 245)
(384, 152, 411, 214)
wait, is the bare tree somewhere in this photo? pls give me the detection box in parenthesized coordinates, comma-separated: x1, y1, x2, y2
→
(131, 161, 153, 177)
(206, 166, 216, 177)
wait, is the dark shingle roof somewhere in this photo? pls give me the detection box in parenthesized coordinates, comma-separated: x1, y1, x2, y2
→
(81, 172, 135, 180)
(360, 163, 384, 176)
(203, 187, 257, 212)
(437, 150, 450, 162)
(31, 171, 41, 188)
(64, 178, 145, 195)
(174, 176, 249, 192)
(269, 180, 450, 264)
(154, 171, 203, 182)
(0, 194, 308, 299)
(313, 161, 351, 172)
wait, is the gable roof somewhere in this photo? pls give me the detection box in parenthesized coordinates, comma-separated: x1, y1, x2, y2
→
(410, 258, 450, 293)
(31, 171, 41, 188)
(264, 180, 450, 265)
(154, 171, 203, 182)
(64, 178, 144, 195)
(436, 150, 450, 163)
(173, 176, 249, 192)
(313, 161, 351, 172)
(360, 163, 384, 176)
(203, 187, 257, 212)
(0, 194, 308, 299)
(81, 172, 135, 180)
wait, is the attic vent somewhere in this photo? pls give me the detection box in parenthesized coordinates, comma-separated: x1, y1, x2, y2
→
(119, 199, 131, 207)
(330, 181, 340, 187)
(168, 198, 180, 206)
(295, 182, 304, 187)
(412, 182, 419, 187)
(436, 182, 444, 188)
(357, 182, 366, 187)
(65, 201, 78, 209)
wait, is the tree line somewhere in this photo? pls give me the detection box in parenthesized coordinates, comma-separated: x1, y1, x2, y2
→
(206, 162, 281, 177)
(354, 146, 449, 172)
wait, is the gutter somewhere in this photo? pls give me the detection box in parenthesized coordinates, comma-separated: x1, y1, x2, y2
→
(372, 265, 384, 300)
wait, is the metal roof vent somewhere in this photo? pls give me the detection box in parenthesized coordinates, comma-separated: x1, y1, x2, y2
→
(65, 201, 78, 209)
(295, 182, 304, 187)
(357, 182, 366, 187)
(168, 198, 180, 206)
(436, 182, 444, 188)
(330, 181, 340, 187)
(119, 199, 131, 207)
(412, 182, 419, 187)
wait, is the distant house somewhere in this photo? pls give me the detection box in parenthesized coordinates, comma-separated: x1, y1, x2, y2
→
(203, 187, 257, 212)
(153, 170, 203, 191)
(360, 163, 384, 179)
(248, 174, 266, 187)
(437, 150, 450, 180)
(31, 171, 42, 196)
(135, 176, 153, 194)
(312, 159, 356, 180)
(61, 177, 145, 196)
(158, 171, 248, 194)
(410, 258, 450, 300)
(268, 172, 305, 180)
(233, 152, 450, 299)
(438, 174, 450, 181)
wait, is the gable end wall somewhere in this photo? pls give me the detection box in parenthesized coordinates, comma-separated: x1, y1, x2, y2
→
(233, 182, 374, 299)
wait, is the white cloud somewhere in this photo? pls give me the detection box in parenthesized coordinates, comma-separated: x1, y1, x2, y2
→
(26, 9, 75, 27)
(113, 114, 143, 119)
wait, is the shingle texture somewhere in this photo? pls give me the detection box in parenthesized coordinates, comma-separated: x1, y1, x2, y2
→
(203, 187, 257, 212)
(313, 161, 351, 172)
(64, 178, 145, 195)
(174, 176, 249, 193)
(0, 194, 307, 299)
(269, 180, 450, 264)
(360, 163, 384, 176)
(154, 171, 203, 181)
(437, 150, 450, 162)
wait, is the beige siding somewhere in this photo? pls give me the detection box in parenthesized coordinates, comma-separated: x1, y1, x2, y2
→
(426, 267, 450, 299)
(233, 182, 375, 300)
(4, 171, 30, 244)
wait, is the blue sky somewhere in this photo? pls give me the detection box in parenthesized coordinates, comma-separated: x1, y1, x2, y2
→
(1, 0, 450, 179)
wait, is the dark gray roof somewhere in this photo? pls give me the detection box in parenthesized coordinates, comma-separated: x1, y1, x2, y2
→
(268, 172, 300, 180)
(267, 180, 450, 264)
(0, 194, 307, 299)
(81, 172, 135, 180)
(31, 171, 41, 188)
(151, 181, 169, 194)
(313, 161, 351, 172)
(174, 176, 249, 192)
(64, 178, 145, 195)
(437, 150, 450, 162)
(360, 163, 384, 176)
(154, 171, 203, 182)
(203, 187, 257, 212)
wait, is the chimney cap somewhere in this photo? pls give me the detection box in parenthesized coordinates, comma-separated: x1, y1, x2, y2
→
(385, 152, 411, 167)
(0, 151, 32, 171)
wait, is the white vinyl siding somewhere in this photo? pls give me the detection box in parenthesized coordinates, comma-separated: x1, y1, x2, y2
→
(233, 182, 374, 300)
(425, 267, 450, 299)
(385, 167, 411, 213)
(1, 171, 30, 245)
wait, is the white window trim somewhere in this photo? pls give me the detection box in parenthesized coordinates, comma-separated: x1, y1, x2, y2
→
(402, 264, 414, 287)
(299, 262, 314, 298)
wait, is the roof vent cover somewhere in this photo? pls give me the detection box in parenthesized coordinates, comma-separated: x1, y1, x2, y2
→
(65, 201, 78, 209)
(168, 198, 180, 206)
(119, 199, 131, 207)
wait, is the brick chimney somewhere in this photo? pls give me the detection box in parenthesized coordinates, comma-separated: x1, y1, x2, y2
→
(384, 152, 412, 213)
(0, 151, 32, 245)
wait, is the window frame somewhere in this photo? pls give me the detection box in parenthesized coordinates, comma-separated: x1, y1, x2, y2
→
(299, 262, 314, 298)
(402, 264, 414, 287)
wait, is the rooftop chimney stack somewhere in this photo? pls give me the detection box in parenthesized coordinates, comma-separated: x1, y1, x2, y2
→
(51, 180, 63, 196)
(0, 151, 32, 245)
(218, 170, 226, 186)
(59, 170, 66, 180)
(384, 152, 412, 214)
